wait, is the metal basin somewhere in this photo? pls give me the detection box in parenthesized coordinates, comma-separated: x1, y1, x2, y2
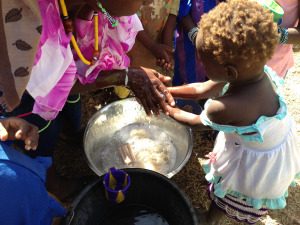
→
(83, 97, 193, 178)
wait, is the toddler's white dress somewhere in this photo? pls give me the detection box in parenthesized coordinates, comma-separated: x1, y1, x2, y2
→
(201, 66, 300, 224)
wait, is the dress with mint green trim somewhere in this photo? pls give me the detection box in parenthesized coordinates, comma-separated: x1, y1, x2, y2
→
(200, 65, 300, 210)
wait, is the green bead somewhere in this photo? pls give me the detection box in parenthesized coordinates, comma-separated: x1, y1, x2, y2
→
(112, 19, 119, 27)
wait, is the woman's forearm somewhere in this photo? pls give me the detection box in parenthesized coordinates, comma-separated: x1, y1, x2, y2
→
(70, 69, 127, 94)
(179, 14, 196, 33)
(136, 30, 156, 52)
(282, 2, 300, 46)
(162, 14, 177, 46)
(286, 27, 300, 45)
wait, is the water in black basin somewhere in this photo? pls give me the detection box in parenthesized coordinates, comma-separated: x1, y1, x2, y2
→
(100, 204, 169, 225)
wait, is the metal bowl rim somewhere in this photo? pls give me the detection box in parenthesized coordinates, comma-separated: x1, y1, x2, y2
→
(82, 97, 194, 178)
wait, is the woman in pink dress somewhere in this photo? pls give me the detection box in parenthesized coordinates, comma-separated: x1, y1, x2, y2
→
(1, 0, 175, 157)
(0, 0, 175, 202)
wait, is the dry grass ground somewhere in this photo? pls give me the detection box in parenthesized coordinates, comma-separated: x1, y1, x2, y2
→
(55, 47, 300, 224)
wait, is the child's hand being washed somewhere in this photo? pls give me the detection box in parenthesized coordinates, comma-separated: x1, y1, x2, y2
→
(167, 105, 210, 131)
(0, 117, 39, 150)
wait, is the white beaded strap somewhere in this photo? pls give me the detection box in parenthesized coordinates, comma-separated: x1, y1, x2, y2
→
(124, 68, 129, 86)
(188, 27, 199, 45)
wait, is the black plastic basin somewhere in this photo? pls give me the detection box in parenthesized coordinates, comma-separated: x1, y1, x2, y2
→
(62, 168, 198, 225)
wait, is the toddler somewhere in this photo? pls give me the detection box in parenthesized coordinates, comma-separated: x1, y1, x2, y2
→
(167, 0, 300, 224)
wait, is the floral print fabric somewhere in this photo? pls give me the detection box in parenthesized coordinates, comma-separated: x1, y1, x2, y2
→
(27, 0, 142, 120)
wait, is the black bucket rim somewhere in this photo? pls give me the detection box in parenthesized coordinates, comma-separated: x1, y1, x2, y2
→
(64, 168, 199, 225)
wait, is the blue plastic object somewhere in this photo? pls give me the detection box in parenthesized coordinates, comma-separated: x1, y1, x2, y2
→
(174, 98, 203, 115)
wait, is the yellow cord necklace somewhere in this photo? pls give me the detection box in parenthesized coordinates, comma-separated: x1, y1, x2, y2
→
(59, 0, 100, 66)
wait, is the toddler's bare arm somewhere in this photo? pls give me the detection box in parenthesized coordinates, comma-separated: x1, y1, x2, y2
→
(167, 105, 211, 130)
(168, 81, 226, 100)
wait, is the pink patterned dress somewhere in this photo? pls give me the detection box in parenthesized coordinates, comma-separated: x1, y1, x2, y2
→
(27, 0, 142, 120)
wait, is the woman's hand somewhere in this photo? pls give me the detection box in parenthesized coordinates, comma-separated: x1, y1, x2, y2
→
(0, 117, 39, 150)
(167, 105, 208, 130)
(128, 67, 175, 116)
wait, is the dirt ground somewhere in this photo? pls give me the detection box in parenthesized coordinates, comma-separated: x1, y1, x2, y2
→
(54, 47, 300, 224)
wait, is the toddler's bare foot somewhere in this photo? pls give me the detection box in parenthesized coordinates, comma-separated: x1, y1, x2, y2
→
(195, 209, 220, 225)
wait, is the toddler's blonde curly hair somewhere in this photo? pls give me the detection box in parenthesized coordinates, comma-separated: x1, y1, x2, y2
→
(196, 0, 279, 67)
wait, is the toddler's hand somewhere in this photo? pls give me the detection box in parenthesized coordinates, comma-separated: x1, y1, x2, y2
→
(167, 105, 206, 130)
(0, 117, 39, 150)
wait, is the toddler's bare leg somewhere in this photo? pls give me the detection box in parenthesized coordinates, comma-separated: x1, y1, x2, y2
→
(207, 202, 224, 224)
(196, 202, 224, 225)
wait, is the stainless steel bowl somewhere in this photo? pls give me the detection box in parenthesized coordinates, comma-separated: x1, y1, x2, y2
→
(83, 97, 193, 178)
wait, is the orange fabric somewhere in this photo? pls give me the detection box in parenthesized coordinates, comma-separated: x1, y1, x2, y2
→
(127, 0, 178, 69)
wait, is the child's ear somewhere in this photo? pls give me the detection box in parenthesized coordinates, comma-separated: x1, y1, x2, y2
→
(224, 65, 238, 81)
